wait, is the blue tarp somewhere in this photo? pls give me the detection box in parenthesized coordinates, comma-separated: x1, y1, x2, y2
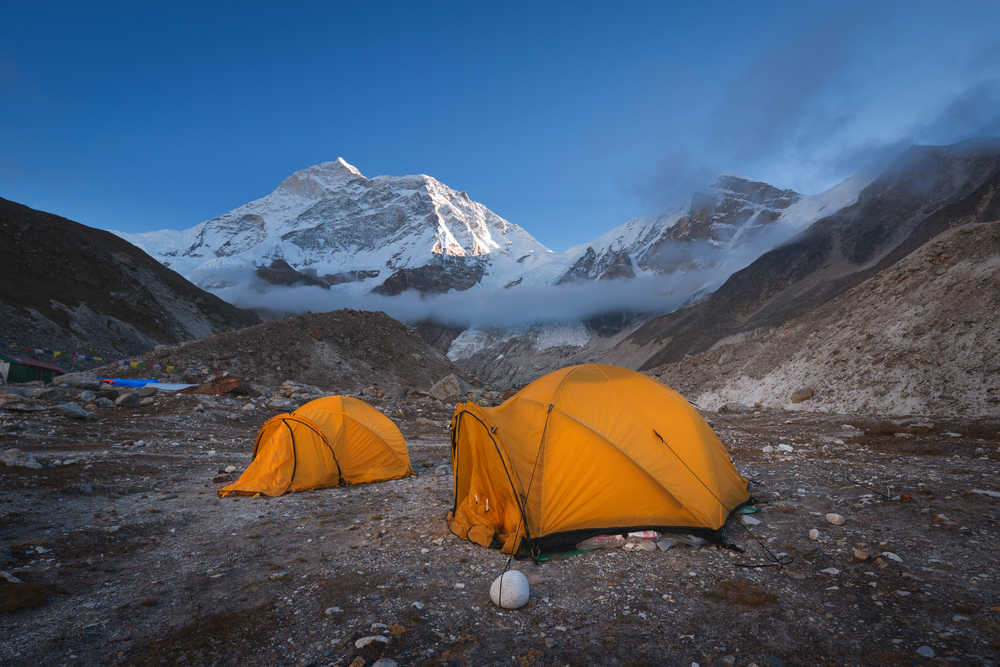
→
(99, 378, 160, 387)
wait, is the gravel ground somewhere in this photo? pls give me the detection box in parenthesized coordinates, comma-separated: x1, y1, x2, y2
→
(2, 384, 999, 666)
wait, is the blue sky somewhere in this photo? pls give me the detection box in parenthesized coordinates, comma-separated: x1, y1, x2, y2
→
(2, 1, 999, 249)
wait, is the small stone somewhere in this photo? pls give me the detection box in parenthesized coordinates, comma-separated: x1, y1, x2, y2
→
(78, 390, 97, 402)
(225, 465, 237, 473)
(544, 637, 555, 648)
(105, 525, 121, 533)
(777, 444, 794, 453)
(808, 529, 820, 541)
(139, 397, 155, 407)
(195, 404, 205, 413)
(411, 601, 424, 609)
(435, 465, 452, 476)
(372, 660, 398, 667)
(324, 606, 342, 615)
(763, 445, 774, 453)
(761, 656, 785, 667)
(916, 646, 934, 658)
(453, 583, 465, 589)
(882, 551, 902, 562)
(721, 656, 736, 667)
(355, 635, 389, 649)
(854, 549, 869, 561)
(1, 571, 24, 584)
(825, 513, 845, 526)
(741, 515, 761, 526)
(820, 568, 840, 575)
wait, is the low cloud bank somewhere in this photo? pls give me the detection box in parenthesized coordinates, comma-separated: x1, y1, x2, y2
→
(212, 266, 731, 329)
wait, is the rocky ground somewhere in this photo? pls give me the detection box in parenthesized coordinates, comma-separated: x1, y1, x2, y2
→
(99, 309, 479, 396)
(2, 379, 999, 667)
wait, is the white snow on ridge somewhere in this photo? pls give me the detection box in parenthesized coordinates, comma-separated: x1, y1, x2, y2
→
(114, 159, 558, 295)
(110, 157, 888, 302)
(447, 320, 591, 362)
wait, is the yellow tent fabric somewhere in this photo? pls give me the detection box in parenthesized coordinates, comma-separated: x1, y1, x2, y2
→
(447, 364, 750, 554)
(220, 396, 413, 497)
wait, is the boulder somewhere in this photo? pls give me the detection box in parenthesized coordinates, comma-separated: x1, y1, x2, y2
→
(52, 373, 103, 390)
(0, 395, 44, 412)
(490, 570, 529, 609)
(28, 387, 64, 401)
(114, 392, 143, 408)
(791, 387, 814, 403)
(179, 376, 260, 398)
(1, 448, 43, 469)
(430, 374, 471, 402)
(55, 403, 92, 419)
(718, 402, 749, 414)
(906, 422, 934, 434)
(136, 386, 158, 398)
(78, 390, 97, 402)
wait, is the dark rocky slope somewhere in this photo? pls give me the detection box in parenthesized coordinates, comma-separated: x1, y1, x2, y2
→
(612, 138, 1000, 370)
(0, 197, 261, 360)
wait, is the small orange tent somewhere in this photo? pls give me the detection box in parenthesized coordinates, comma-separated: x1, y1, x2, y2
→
(220, 396, 413, 497)
(447, 364, 750, 555)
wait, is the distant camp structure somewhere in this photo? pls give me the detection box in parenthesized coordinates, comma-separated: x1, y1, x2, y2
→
(220, 395, 413, 497)
(0, 353, 68, 385)
(448, 364, 750, 555)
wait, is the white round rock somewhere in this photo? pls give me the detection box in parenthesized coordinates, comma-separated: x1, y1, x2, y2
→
(490, 570, 529, 609)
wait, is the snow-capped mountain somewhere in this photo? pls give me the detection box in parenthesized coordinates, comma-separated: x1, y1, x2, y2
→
(115, 159, 557, 294)
(554, 164, 885, 286)
(114, 158, 885, 301)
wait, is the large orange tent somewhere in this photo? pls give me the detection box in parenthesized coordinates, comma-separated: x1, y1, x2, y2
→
(447, 364, 750, 555)
(220, 395, 413, 497)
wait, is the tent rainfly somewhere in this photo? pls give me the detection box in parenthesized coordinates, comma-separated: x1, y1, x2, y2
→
(447, 364, 750, 555)
(220, 396, 413, 497)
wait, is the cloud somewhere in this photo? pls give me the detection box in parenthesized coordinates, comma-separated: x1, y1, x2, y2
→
(626, 5, 1000, 208)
